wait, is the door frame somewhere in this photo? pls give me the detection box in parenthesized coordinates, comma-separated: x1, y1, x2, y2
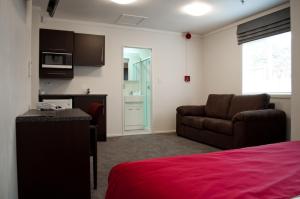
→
(121, 45, 153, 136)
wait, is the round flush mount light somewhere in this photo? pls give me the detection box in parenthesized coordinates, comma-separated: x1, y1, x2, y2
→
(111, 0, 136, 5)
(182, 2, 212, 16)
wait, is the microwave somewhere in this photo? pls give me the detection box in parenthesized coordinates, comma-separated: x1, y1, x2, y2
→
(41, 52, 73, 69)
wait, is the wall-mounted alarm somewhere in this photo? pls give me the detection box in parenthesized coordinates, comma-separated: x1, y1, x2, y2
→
(184, 75, 191, 82)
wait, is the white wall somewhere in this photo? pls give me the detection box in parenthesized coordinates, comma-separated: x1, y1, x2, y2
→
(291, 0, 300, 140)
(0, 0, 32, 198)
(203, 27, 242, 96)
(31, 6, 40, 108)
(202, 4, 291, 137)
(32, 10, 205, 136)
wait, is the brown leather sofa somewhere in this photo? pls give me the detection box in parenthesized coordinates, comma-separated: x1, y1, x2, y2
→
(176, 94, 287, 149)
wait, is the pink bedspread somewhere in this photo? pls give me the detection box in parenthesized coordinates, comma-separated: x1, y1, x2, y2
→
(105, 141, 300, 199)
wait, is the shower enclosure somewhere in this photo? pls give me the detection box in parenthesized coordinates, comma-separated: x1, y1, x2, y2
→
(123, 47, 152, 133)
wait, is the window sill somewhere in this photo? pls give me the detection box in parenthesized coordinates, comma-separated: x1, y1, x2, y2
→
(243, 92, 291, 99)
(270, 94, 291, 99)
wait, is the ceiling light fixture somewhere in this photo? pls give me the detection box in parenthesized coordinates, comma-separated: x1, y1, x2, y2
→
(111, 0, 136, 5)
(182, 2, 212, 16)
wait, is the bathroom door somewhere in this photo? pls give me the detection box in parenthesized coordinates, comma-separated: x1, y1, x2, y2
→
(123, 47, 152, 134)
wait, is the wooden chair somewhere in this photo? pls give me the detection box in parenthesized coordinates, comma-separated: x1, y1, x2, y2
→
(87, 102, 103, 189)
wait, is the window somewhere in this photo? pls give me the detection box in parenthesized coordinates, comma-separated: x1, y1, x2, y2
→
(242, 32, 291, 95)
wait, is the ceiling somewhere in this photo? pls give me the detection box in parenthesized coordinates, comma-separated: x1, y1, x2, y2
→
(33, 0, 289, 34)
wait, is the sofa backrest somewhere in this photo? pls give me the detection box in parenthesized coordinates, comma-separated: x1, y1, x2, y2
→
(227, 94, 270, 119)
(205, 94, 234, 119)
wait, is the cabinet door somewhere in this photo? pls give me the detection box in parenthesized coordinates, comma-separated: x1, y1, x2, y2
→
(124, 103, 144, 130)
(39, 29, 74, 79)
(16, 120, 91, 199)
(39, 68, 74, 79)
(40, 29, 74, 53)
(74, 33, 105, 67)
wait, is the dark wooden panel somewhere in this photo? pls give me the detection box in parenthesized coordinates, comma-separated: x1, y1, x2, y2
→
(40, 29, 74, 53)
(74, 33, 105, 67)
(39, 29, 74, 79)
(39, 95, 107, 141)
(39, 67, 74, 79)
(73, 96, 107, 141)
(16, 120, 90, 199)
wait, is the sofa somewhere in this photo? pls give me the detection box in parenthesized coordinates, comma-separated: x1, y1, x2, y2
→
(176, 94, 287, 149)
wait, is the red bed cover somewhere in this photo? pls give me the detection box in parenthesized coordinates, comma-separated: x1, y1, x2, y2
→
(106, 141, 300, 199)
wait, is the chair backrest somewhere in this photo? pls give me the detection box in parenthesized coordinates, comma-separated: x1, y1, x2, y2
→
(87, 102, 103, 125)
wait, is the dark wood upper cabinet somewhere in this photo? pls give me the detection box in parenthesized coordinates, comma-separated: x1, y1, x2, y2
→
(40, 29, 74, 53)
(39, 29, 74, 79)
(39, 29, 105, 79)
(74, 33, 105, 67)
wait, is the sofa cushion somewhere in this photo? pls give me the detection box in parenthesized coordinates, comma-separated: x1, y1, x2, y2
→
(177, 105, 205, 116)
(205, 94, 234, 119)
(181, 116, 206, 129)
(228, 94, 270, 119)
(203, 118, 233, 135)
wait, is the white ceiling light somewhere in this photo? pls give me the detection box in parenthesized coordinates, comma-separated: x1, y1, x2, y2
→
(182, 2, 212, 16)
(111, 0, 136, 5)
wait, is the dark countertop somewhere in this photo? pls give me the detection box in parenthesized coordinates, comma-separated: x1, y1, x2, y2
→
(39, 94, 107, 97)
(16, 108, 91, 122)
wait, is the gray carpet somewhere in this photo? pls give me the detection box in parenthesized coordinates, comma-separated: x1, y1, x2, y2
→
(91, 133, 219, 199)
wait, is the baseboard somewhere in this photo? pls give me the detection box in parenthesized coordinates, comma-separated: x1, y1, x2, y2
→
(153, 130, 176, 134)
(107, 130, 176, 138)
(107, 133, 123, 138)
(123, 129, 152, 136)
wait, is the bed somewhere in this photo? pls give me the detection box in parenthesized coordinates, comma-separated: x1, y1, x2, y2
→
(105, 141, 300, 199)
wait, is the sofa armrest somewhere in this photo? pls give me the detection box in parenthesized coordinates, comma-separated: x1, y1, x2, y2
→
(232, 109, 286, 122)
(176, 105, 205, 116)
(232, 109, 287, 148)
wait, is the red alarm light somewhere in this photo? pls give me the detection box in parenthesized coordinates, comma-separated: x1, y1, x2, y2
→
(185, 32, 192, 39)
(184, 75, 191, 82)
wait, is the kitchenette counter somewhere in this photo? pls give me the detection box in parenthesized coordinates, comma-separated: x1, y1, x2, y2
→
(39, 94, 107, 97)
(39, 94, 107, 141)
(16, 108, 91, 122)
(16, 108, 91, 199)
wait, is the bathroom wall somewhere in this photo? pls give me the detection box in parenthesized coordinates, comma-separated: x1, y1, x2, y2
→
(123, 48, 152, 96)
(123, 81, 140, 96)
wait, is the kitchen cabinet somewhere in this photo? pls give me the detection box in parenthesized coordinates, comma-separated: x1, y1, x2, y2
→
(39, 29, 74, 79)
(74, 33, 105, 67)
(39, 68, 74, 79)
(40, 29, 74, 53)
(16, 109, 91, 199)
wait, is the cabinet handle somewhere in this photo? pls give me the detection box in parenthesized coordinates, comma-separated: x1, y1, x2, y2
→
(48, 48, 66, 51)
(101, 48, 104, 64)
(47, 72, 64, 75)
